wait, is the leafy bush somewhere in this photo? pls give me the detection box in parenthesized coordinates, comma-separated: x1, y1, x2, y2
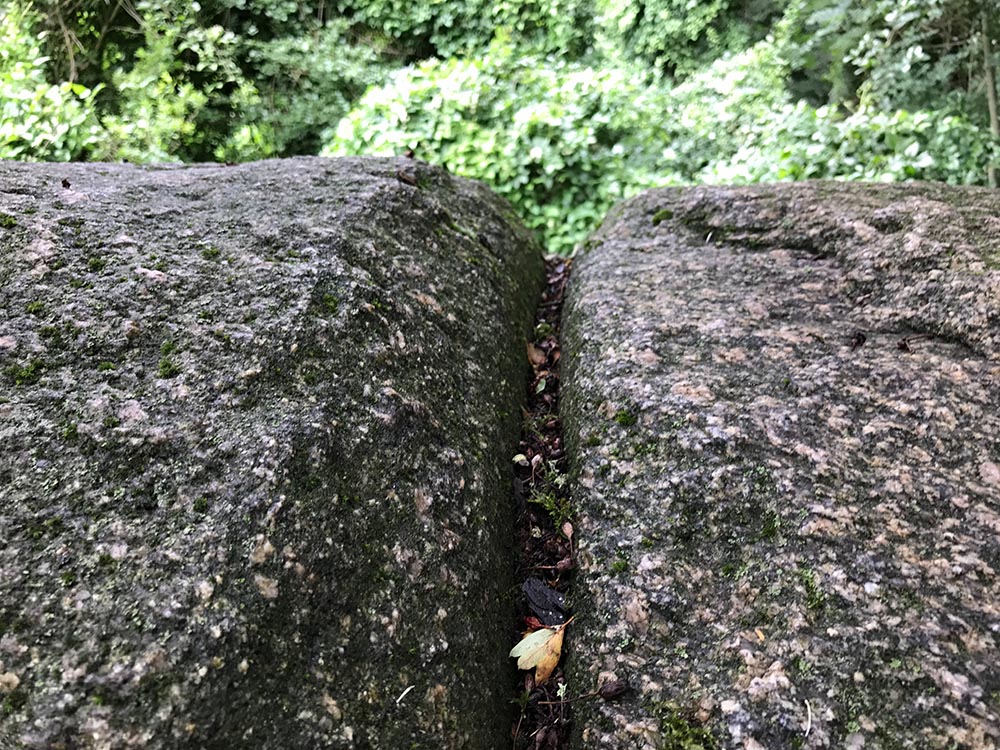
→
(0, 3, 104, 160)
(709, 103, 996, 184)
(647, 39, 996, 186)
(325, 41, 668, 253)
(596, 0, 782, 78)
(780, 0, 999, 112)
(334, 0, 595, 59)
(95, 0, 256, 162)
(649, 40, 792, 181)
(85, 0, 389, 162)
(241, 21, 389, 156)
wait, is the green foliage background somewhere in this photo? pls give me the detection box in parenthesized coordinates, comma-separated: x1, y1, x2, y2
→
(3, 0, 999, 251)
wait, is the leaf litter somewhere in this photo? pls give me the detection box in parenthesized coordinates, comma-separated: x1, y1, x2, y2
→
(510, 257, 577, 750)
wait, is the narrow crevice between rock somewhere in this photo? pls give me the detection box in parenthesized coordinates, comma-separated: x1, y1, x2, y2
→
(508, 257, 576, 750)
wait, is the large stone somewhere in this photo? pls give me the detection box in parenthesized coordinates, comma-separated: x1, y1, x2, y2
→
(562, 183, 1000, 749)
(0, 157, 543, 749)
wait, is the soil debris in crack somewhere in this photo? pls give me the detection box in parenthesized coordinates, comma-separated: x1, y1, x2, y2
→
(510, 256, 575, 750)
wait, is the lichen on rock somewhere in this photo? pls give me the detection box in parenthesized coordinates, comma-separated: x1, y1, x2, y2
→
(0, 157, 543, 749)
(562, 182, 1000, 750)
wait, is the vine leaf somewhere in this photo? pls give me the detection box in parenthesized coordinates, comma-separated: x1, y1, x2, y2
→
(508, 617, 573, 683)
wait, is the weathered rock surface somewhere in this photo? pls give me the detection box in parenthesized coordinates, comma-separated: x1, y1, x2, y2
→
(562, 183, 1000, 749)
(0, 157, 543, 749)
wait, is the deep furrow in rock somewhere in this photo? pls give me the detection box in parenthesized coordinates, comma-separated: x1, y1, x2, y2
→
(508, 257, 576, 749)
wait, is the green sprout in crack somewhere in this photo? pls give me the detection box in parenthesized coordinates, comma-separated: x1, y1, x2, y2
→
(528, 488, 572, 529)
(524, 460, 572, 528)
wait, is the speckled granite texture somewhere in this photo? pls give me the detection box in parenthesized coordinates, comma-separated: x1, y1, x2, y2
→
(562, 183, 1000, 749)
(0, 157, 543, 749)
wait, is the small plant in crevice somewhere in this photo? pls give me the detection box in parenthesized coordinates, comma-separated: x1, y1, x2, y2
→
(157, 357, 182, 379)
(5, 359, 44, 386)
(527, 460, 573, 530)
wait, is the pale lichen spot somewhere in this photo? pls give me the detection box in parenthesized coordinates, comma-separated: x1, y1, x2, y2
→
(322, 693, 342, 722)
(411, 291, 443, 314)
(414, 488, 432, 519)
(249, 536, 275, 565)
(0, 671, 20, 692)
(196, 580, 214, 602)
(669, 381, 715, 403)
(979, 461, 1000, 486)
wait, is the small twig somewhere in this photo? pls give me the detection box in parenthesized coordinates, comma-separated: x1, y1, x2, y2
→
(52, 3, 78, 82)
(512, 713, 524, 744)
(804, 699, 812, 737)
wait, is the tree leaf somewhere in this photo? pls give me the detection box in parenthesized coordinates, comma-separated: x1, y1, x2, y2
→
(508, 617, 572, 683)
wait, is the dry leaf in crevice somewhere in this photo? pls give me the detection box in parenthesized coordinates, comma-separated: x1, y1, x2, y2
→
(509, 617, 572, 684)
(523, 616, 546, 631)
(527, 343, 547, 367)
(555, 556, 574, 574)
(560, 521, 573, 544)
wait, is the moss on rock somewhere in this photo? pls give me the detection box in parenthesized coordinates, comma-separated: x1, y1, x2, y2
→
(563, 182, 1000, 749)
(0, 157, 543, 749)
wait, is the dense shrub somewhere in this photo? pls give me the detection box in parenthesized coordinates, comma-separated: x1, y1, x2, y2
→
(18, 0, 390, 163)
(241, 21, 389, 157)
(596, 0, 783, 78)
(94, 1, 250, 162)
(0, 4, 104, 160)
(325, 42, 668, 253)
(334, 0, 595, 59)
(709, 103, 995, 184)
(781, 0, 1000, 111)
(652, 40, 996, 186)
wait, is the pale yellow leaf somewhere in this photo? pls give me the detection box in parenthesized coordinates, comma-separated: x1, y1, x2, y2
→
(508, 618, 572, 684)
